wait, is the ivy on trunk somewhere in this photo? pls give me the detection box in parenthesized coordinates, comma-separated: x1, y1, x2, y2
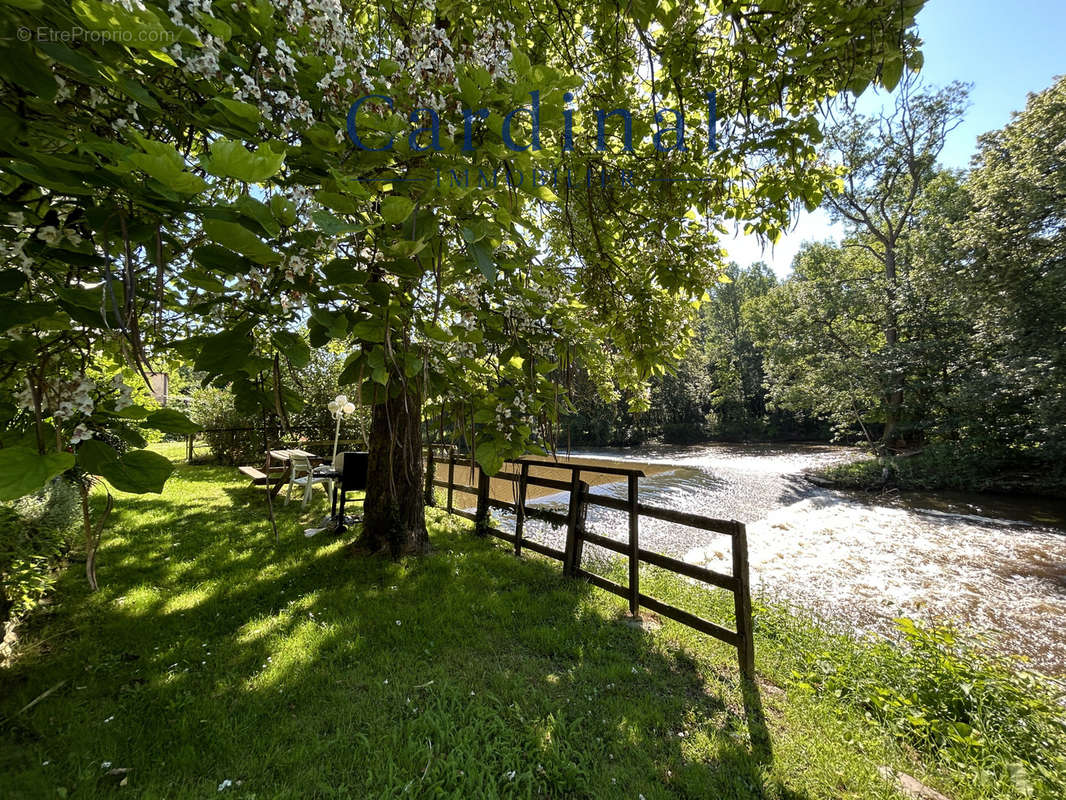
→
(358, 379, 428, 557)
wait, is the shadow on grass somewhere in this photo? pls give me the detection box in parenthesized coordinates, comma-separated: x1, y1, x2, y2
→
(0, 466, 799, 800)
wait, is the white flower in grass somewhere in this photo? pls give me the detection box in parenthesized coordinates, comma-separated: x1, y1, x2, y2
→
(218, 779, 232, 791)
(101, 761, 112, 769)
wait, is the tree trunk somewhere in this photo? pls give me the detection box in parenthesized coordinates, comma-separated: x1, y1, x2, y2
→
(358, 379, 429, 557)
(79, 483, 99, 591)
(882, 244, 904, 453)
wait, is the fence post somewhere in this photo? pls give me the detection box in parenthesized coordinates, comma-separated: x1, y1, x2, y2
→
(424, 445, 436, 507)
(446, 452, 455, 514)
(474, 466, 490, 536)
(514, 461, 530, 557)
(563, 472, 587, 577)
(732, 520, 755, 681)
(628, 473, 640, 617)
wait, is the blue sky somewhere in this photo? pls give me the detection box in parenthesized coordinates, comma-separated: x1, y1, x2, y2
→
(724, 0, 1066, 277)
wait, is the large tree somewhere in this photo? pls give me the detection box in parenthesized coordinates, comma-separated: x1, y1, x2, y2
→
(1, 0, 927, 558)
(748, 167, 973, 449)
(818, 76, 969, 450)
(958, 76, 1066, 467)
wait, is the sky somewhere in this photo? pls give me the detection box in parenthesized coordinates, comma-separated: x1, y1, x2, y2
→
(723, 0, 1066, 278)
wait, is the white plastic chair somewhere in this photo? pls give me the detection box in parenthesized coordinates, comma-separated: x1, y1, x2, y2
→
(285, 453, 332, 508)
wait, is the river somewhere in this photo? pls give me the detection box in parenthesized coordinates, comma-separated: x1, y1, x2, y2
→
(506, 443, 1066, 675)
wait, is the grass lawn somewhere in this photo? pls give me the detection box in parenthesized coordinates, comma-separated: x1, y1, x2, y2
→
(0, 458, 1000, 799)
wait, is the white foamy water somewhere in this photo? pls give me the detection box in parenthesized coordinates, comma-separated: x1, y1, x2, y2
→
(685, 490, 1066, 672)
(516, 444, 1066, 673)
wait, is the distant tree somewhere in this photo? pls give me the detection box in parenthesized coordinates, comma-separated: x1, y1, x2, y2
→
(703, 262, 777, 438)
(819, 77, 969, 450)
(747, 241, 884, 441)
(958, 76, 1066, 466)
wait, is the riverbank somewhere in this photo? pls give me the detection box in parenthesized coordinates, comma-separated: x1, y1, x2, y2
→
(811, 448, 1066, 499)
(2, 462, 1063, 799)
(507, 443, 1066, 674)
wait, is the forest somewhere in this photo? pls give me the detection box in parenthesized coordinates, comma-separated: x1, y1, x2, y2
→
(566, 76, 1066, 495)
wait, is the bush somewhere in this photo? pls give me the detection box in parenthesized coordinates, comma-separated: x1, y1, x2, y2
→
(188, 343, 370, 465)
(792, 618, 1066, 799)
(0, 477, 79, 623)
(661, 420, 709, 444)
(187, 387, 267, 466)
(817, 442, 1066, 496)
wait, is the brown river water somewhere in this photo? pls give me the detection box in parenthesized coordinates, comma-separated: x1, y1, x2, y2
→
(503, 443, 1066, 675)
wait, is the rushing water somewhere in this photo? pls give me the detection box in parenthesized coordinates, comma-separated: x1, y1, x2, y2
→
(507, 443, 1066, 674)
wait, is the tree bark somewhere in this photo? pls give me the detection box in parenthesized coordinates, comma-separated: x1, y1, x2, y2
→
(882, 244, 904, 453)
(358, 379, 429, 557)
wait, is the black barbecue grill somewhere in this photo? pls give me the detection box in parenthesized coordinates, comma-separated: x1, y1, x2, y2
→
(328, 451, 368, 532)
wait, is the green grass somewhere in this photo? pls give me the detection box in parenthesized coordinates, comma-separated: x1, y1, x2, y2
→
(0, 460, 1048, 799)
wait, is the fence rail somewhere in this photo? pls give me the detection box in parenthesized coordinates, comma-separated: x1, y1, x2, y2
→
(184, 427, 367, 462)
(433, 453, 755, 680)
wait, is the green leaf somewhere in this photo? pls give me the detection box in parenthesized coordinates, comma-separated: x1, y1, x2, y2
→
(311, 209, 367, 235)
(212, 98, 261, 132)
(475, 439, 504, 476)
(269, 194, 297, 227)
(193, 327, 254, 377)
(0, 447, 74, 501)
(271, 330, 311, 368)
(322, 258, 366, 285)
(0, 299, 59, 330)
(192, 244, 252, 275)
(125, 134, 206, 195)
(145, 408, 201, 435)
(352, 318, 385, 343)
(381, 196, 415, 224)
(195, 11, 231, 41)
(881, 57, 904, 92)
(72, 0, 179, 52)
(234, 195, 281, 238)
(76, 439, 120, 474)
(203, 219, 280, 264)
(203, 139, 286, 183)
(0, 43, 56, 101)
(315, 190, 358, 214)
(96, 449, 173, 494)
(467, 240, 496, 284)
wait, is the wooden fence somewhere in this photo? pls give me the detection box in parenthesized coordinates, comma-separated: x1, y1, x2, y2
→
(433, 454, 755, 680)
(184, 427, 365, 461)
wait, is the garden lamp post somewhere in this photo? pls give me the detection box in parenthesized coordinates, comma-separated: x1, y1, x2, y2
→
(327, 394, 357, 465)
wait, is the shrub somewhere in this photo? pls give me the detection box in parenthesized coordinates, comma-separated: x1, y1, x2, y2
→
(0, 477, 80, 623)
(818, 443, 1066, 495)
(661, 420, 709, 444)
(188, 387, 265, 465)
(792, 618, 1066, 799)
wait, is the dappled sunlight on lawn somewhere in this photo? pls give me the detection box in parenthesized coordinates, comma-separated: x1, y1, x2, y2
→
(0, 464, 943, 799)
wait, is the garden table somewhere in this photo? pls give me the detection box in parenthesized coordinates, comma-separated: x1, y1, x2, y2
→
(239, 449, 326, 498)
(266, 449, 328, 497)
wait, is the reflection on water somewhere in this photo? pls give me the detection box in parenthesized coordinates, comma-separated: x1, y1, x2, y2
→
(506, 443, 1066, 674)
